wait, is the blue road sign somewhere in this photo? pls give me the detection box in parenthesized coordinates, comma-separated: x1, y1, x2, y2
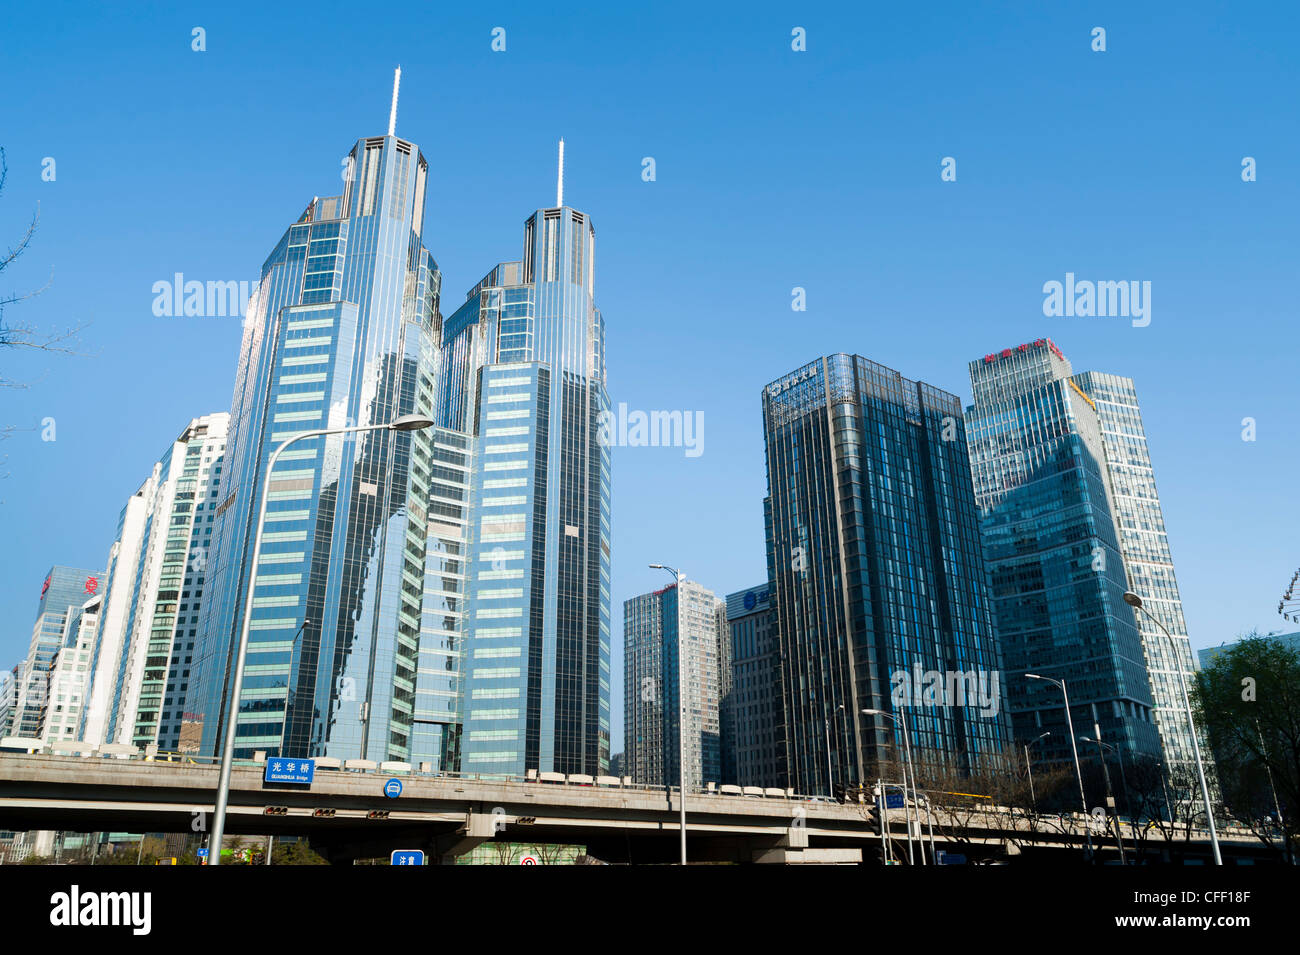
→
(936, 851, 966, 865)
(384, 777, 403, 798)
(391, 850, 424, 866)
(197, 848, 208, 858)
(264, 757, 315, 785)
(883, 792, 905, 809)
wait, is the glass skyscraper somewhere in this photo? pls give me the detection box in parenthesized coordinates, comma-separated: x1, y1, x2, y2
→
(1074, 370, 1199, 773)
(964, 339, 1163, 767)
(41, 594, 101, 744)
(185, 110, 610, 777)
(438, 199, 612, 778)
(763, 355, 1011, 795)
(722, 583, 786, 788)
(190, 129, 442, 762)
(12, 566, 103, 740)
(623, 580, 725, 790)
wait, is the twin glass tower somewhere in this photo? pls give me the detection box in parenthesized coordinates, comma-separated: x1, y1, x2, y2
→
(190, 83, 611, 776)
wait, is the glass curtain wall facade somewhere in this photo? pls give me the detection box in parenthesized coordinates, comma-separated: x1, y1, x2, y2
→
(439, 203, 612, 777)
(1074, 371, 1199, 774)
(190, 132, 442, 763)
(964, 340, 1163, 766)
(723, 583, 786, 788)
(413, 427, 473, 770)
(763, 355, 1010, 796)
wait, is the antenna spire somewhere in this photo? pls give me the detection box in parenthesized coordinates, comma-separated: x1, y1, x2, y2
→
(556, 138, 565, 208)
(388, 66, 401, 137)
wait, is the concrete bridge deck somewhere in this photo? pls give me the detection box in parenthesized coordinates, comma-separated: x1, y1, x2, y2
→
(0, 752, 1264, 864)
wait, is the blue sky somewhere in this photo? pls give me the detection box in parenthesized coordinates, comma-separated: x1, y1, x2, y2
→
(2, 1, 1296, 753)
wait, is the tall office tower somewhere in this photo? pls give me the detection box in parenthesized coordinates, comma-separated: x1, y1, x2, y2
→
(190, 115, 444, 762)
(11, 567, 103, 740)
(81, 415, 230, 751)
(723, 583, 786, 788)
(763, 355, 1011, 796)
(715, 597, 734, 785)
(79, 492, 151, 746)
(965, 339, 1162, 767)
(1074, 371, 1199, 774)
(623, 589, 665, 785)
(40, 595, 101, 744)
(438, 157, 612, 777)
(622, 580, 724, 789)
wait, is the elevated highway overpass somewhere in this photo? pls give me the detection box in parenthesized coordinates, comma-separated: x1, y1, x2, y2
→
(0, 750, 1266, 865)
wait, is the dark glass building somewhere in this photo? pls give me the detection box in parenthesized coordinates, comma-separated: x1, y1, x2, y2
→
(763, 355, 1011, 795)
(722, 582, 786, 788)
(964, 339, 1163, 767)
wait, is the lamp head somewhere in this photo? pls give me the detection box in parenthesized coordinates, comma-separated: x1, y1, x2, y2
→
(390, 414, 435, 432)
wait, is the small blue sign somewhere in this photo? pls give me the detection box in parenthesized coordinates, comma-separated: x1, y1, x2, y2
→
(391, 849, 424, 866)
(197, 848, 209, 858)
(264, 757, 315, 785)
(384, 777, 403, 798)
(936, 851, 966, 865)
(882, 792, 905, 809)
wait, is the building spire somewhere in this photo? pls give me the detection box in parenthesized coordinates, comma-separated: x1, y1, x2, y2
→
(388, 66, 401, 137)
(556, 138, 565, 208)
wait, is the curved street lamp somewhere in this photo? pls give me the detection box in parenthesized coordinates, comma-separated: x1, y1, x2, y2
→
(208, 413, 435, 865)
(1026, 673, 1092, 859)
(862, 707, 924, 865)
(1024, 731, 1051, 809)
(649, 562, 688, 866)
(1122, 590, 1222, 865)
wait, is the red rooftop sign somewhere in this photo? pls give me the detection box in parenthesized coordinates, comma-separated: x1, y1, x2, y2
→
(983, 338, 1064, 364)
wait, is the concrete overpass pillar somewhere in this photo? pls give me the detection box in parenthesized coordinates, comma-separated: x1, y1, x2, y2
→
(437, 811, 496, 865)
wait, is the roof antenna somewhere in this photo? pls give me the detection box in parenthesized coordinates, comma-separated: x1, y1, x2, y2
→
(388, 66, 401, 137)
(556, 138, 565, 208)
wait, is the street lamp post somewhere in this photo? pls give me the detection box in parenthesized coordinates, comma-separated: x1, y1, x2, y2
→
(1080, 731, 1127, 864)
(650, 562, 688, 866)
(862, 708, 924, 865)
(1081, 735, 1132, 822)
(1026, 673, 1092, 861)
(1123, 590, 1222, 866)
(1256, 719, 1289, 863)
(207, 414, 435, 865)
(1025, 731, 1051, 810)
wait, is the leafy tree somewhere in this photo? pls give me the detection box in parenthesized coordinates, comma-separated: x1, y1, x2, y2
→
(1193, 632, 1300, 861)
(271, 839, 328, 865)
